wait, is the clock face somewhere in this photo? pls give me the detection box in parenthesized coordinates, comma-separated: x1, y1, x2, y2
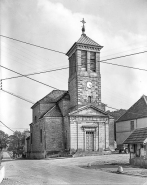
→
(87, 82, 92, 89)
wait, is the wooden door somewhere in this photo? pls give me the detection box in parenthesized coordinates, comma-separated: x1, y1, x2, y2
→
(86, 131, 94, 151)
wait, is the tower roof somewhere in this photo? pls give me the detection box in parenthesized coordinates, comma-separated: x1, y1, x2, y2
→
(66, 34, 103, 56)
(77, 34, 102, 47)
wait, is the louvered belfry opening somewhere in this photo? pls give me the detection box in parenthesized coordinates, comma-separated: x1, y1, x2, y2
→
(81, 50, 87, 71)
(90, 52, 96, 72)
(69, 53, 76, 77)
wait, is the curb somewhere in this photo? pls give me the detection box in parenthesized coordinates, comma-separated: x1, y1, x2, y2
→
(0, 166, 5, 183)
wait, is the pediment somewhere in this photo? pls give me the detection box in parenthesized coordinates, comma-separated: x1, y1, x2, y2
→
(69, 105, 108, 117)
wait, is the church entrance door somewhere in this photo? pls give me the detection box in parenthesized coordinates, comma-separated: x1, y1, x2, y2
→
(86, 131, 94, 151)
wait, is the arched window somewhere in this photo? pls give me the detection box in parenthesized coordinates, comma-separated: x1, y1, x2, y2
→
(88, 96, 92, 103)
(81, 50, 87, 70)
(34, 116, 37, 123)
(90, 52, 96, 72)
(40, 129, 42, 143)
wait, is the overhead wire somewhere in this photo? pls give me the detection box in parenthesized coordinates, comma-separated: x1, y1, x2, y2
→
(0, 121, 15, 133)
(0, 65, 59, 90)
(0, 35, 66, 55)
(1, 89, 34, 104)
(1, 49, 147, 81)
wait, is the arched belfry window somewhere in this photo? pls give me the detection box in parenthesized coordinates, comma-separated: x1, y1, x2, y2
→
(69, 53, 76, 77)
(81, 50, 87, 70)
(90, 52, 96, 72)
(88, 96, 92, 103)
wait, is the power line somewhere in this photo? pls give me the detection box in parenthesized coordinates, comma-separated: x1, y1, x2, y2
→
(1, 89, 35, 104)
(0, 35, 66, 55)
(1, 49, 147, 81)
(0, 121, 15, 133)
(100, 51, 147, 71)
(0, 125, 29, 130)
(1, 67, 69, 81)
(0, 65, 59, 90)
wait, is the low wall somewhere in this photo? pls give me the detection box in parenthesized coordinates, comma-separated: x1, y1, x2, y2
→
(130, 157, 147, 168)
(0, 166, 5, 183)
(29, 151, 45, 159)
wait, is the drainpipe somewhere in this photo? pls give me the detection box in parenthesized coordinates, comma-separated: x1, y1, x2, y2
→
(44, 121, 46, 158)
(77, 121, 78, 151)
(98, 122, 99, 151)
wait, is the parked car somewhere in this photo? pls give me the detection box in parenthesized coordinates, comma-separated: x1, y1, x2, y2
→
(115, 144, 129, 153)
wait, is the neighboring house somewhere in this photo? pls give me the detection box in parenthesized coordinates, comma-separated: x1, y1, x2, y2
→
(124, 127, 147, 168)
(115, 95, 147, 146)
(107, 109, 126, 141)
(29, 23, 115, 159)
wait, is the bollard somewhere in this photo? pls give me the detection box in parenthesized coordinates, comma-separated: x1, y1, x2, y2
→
(117, 166, 123, 173)
(87, 163, 91, 167)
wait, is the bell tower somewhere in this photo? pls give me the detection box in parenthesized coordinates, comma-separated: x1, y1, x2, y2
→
(66, 19, 104, 110)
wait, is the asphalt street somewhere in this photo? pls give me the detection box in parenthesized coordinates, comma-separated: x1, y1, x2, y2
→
(1, 152, 147, 185)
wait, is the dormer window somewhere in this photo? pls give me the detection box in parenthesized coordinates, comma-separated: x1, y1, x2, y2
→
(69, 53, 76, 77)
(90, 52, 96, 72)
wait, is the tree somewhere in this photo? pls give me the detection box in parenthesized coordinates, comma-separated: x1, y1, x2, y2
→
(0, 130, 9, 150)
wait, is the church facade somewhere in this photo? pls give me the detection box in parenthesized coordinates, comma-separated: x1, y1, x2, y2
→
(29, 21, 115, 159)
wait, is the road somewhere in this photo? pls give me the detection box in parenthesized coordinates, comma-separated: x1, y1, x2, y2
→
(1, 152, 147, 185)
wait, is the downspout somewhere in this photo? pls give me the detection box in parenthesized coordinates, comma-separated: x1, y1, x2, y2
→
(98, 122, 99, 151)
(44, 120, 46, 158)
(77, 120, 78, 151)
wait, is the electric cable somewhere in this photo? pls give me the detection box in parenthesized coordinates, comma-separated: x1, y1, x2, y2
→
(0, 65, 59, 90)
(0, 35, 66, 55)
(1, 89, 34, 104)
(1, 50, 147, 81)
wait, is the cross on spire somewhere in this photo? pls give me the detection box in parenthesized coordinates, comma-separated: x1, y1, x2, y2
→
(81, 18, 86, 35)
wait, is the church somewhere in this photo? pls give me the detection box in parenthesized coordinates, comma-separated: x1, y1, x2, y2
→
(28, 20, 115, 159)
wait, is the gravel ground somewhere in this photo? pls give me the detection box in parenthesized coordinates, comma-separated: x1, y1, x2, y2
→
(80, 154, 147, 178)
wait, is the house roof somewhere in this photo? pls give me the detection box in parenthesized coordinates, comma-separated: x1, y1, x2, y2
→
(124, 127, 147, 144)
(116, 95, 147, 122)
(40, 105, 62, 118)
(31, 90, 69, 109)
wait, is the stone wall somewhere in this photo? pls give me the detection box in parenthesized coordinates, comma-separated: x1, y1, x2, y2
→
(30, 120, 45, 159)
(109, 118, 115, 147)
(44, 117, 64, 153)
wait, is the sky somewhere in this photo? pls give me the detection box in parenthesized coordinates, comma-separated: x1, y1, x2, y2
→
(0, 0, 147, 135)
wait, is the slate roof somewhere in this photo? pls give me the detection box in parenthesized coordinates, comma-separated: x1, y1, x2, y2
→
(124, 127, 147, 144)
(77, 34, 102, 47)
(116, 95, 147, 122)
(66, 34, 103, 56)
(31, 90, 69, 109)
(40, 105, 62, 118)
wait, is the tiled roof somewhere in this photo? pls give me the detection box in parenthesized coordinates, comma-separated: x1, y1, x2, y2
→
(77, 34, 102, 47)
(124, 127, 147, 144)
(116, 95, 147, 122)
(31, 90, 69, 109)
(40, 105, 62, 118)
